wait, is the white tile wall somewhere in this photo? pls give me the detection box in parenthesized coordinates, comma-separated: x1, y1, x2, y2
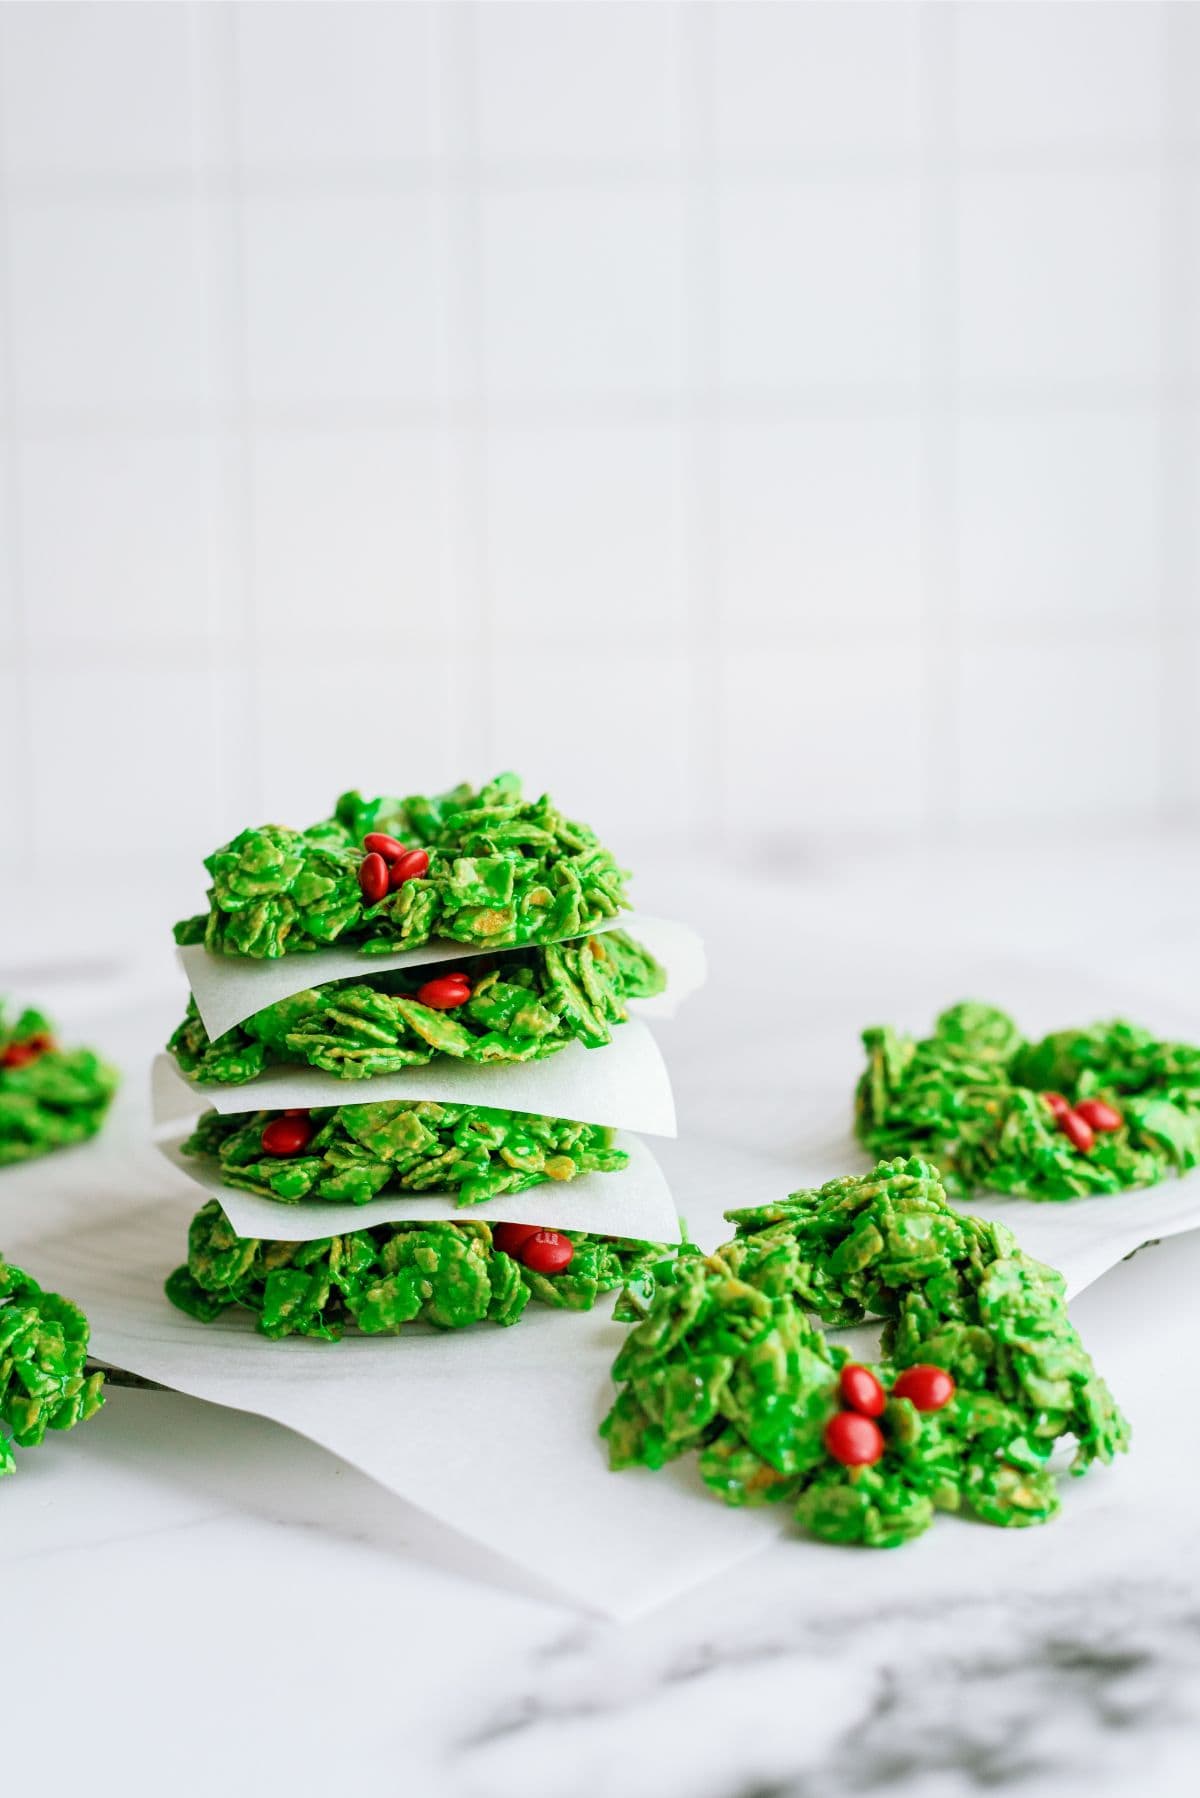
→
(250, 429, 447, 645)
(234, 3, 439, 169)
(485, 421, 686, 642)
(717, 175, 923, 392)
(241, 191, 444, 408)
(718, 416, 924, 632)
(0, 0, 1194, 877)
(956, 171, 1163, 387)
(480, 184, 686, 401)
(956, 410, 1160, 630)
(710, 3, 923, 158)
(7, 196, 218, 416)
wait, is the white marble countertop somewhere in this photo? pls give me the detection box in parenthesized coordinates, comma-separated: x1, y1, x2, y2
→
(4, 837, 1200, 1797)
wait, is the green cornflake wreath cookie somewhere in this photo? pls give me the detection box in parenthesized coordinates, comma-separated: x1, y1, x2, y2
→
(1, 1256, 105, 1478)
(856, 1001, 1200, 1200)
(602, 1157, 1129, 1548)
(181, 1099, 628, 1209)
(0, 1004, 119, 1168)
(165, 1202, 675, 1340)
(167, 930, 664, 1087)
(173, 773, 630, 960)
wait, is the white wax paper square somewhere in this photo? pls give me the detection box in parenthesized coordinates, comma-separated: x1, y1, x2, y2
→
(179, 913, 703, 1042)
(1, 1130, 769, 1620)
(150, 1015, 677, 1137)
(155, 1125, 682, 1246)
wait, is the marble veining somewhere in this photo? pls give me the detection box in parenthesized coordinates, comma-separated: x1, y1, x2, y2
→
(450, 1581, 1200, 1798)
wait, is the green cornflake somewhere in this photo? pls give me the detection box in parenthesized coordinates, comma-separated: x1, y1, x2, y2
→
(856, 1001, 1200, 1200)
(173, 774, 631, 960)
(602, 1156, 1129, 1550)
(1, 1256, 104, 1478)
(182, 1098, 629, 1208)
(167, 930, 664, 1087)
(0, 1003, 119, 1168)
(165, 1200, 671, 1339)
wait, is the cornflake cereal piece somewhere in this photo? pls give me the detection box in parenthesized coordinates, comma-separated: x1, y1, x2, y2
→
(173, 774, 630, 960)
(167, 931, 664, 1086)
(856, 1001, 1200, 1200)
(602, 1157, 1130, 1549)
(1, 1256, 104, 1478)
(0, 1003, 119, 1168)
(181, 1098, 629, 1208)
(165, 1203, 676, 1339)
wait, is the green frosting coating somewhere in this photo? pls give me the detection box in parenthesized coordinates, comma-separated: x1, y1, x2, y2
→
(165, 1201, 675, 1339)
(1, 1256, 104, 1478)
(856, 1001, 1200, 1199)
(167, 930, 664, 1087)
(173, 774, 630, 960)
(602, 1157, 1129, 1548)
(0, 1004, 119, 1168)
(182, 1099, 628, 1208)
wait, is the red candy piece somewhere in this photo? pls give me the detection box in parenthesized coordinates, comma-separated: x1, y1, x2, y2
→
(389, 847, 430, 890)
(358, 851, 389, 904)
(892, 1364, 956, 1412)
(1074, 1098, 1122, 1134)
(261, 1115, 316, 1157)
(363, 832, 407, 861)
(0, 1041, 39, 1070)
(823, 1411, 884, 1467)
(518, 1230, 575, 1275)
(1041, 1091, 1070, 1118)
(492, 1222, 542, 1257)
(416, 973, 471, 1010)
(1058, 1108, 1095, 1153)
(838, 1363, 886, 1419)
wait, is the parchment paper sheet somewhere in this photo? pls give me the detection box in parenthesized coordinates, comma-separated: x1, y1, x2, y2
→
(155, 1125, 682, 1246)
(151, 1016, 677, 1136)
(4, 1126, 1198, 1617)
(1, 1132, 769, 1619)
(180, 913, 704, 1042)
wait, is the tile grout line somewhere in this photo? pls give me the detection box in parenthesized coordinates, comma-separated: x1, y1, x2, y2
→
(439, 1, 491, 778)
(0, 20, 36, 866)
(5, 142, 1199, 205)
(918, 1, 960, 841)
(10, 382, 1195, 437)
(1158, 7, 1197, 826)
(680, 1, 721, 845)
(212, 3, 262, 821)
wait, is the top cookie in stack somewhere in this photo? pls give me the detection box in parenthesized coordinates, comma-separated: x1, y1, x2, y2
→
(173, 772, 629, 959)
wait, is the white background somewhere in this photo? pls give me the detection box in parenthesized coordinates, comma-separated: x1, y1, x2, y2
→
(1, 0, 1197, 877)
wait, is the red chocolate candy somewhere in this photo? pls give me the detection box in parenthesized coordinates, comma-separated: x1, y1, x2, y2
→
(838, 1363, 886, 1419)
(823, 1411, 885, 1467)
(1058, 1108, 1095, 1153)
(518, 1230, 575, 1275)
(1074, 1098, 1122, 1133)
(358, 851, 389, 904)
(363, 832, 407, 861)
(261, 1115, 316, 1157)
(0, 1041, 39, 1069)
(416, 974, 471, 1010)
(1041, 1091, 1070, 1119)
(492, 1222, 542, 1257)
(389, 848, 430, 889)
(891, 1364, 955, 1412)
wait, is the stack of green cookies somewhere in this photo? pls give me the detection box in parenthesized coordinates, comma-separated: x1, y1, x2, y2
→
(160, 775, 692, 1341)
